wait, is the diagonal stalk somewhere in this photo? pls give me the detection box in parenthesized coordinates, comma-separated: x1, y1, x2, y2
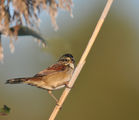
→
(49, 0, 114, 120)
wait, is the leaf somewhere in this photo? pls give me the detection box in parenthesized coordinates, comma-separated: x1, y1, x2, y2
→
(10, 25, 47, 47)
(0, 105, 11, 116)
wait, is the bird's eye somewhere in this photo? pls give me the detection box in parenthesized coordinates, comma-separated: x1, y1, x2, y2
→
(60, 59, 67, 62)
(60, 58, 70, 62)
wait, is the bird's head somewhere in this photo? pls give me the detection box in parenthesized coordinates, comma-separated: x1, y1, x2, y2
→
(58, 53, 75, 69)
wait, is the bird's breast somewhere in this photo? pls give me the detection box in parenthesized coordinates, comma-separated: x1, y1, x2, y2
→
(42, 67, 73, 90)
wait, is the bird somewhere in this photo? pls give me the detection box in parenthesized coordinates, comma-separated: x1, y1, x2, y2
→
(6, 53, 75, 102)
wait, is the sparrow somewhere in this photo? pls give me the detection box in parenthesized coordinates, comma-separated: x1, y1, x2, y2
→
(6, 53, 75, 102)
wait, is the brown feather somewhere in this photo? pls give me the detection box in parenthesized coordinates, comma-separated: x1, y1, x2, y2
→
(34, 64, 66, 77)
(25, 64, 73, 90)
(6, 54, 75, 91)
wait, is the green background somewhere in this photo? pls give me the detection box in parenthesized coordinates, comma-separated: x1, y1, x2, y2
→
(0, 0, 139, 120)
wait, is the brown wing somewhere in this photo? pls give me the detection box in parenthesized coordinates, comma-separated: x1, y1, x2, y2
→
(25, 64, 71, 90)
(34, 64, 66, 77)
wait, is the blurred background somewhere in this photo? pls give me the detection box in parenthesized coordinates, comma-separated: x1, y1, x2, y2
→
(0, 0, 139, 120)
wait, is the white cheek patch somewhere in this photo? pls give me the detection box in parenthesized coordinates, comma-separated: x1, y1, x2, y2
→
(69, 63, 74, 69)
(66, 57, 71, 61)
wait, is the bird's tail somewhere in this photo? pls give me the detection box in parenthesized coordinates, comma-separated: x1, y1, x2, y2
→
(6, 77, 31, 84)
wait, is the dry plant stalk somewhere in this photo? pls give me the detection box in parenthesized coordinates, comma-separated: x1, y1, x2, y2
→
(0, 0, 73, 35)
(0, 0, 72, 62)
(49, 0, 114, 120)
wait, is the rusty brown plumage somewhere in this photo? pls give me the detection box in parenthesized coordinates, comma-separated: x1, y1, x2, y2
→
(6, 53, 75, 102)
